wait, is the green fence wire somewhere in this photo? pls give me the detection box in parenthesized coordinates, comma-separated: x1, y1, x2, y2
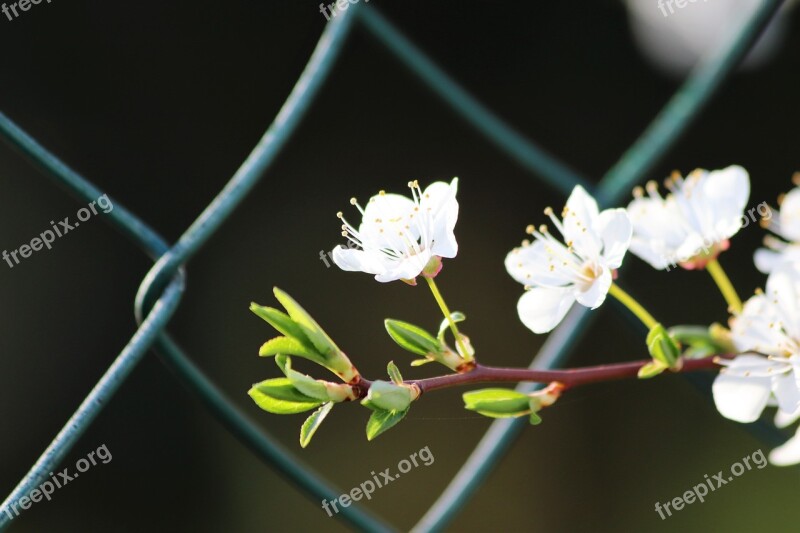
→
(0, 1, 785, 531)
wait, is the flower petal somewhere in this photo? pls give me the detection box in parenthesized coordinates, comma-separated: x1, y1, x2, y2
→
(332, 247, 386, 275)
(696, 165, 750, 240)
(766, 262, 800, 341)
(562, 186, 602, 258)
(754, 248, 783, 274)
(627, 197, 688, 270)
(596, 208, 632, 269)
(773, 371, 800, 415)
(516, 287, 575, 334)
(712, 355, 773, 423)
(374, 250, 432, 283)
(775, 405, 800, 429)
(505, 241, 577, 288)
(574, 267, 612, 309)
(769, 427, 800, 466)
(778, 187, 800, 241)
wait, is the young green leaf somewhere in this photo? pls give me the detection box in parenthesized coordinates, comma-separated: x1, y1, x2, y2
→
(259, 336, 325, 365)
(250, 303, 310, 343)
(366, 407, 410, 441)
(248, 378, 323, 414)
(463, 388, 531, 417)
(275, 356, 332, 401)
(646, 323, 681, 368)
(273, 288, 340, 357)
(300, 402, 334, 448)
(387, 361, 404, 384)
(384, 319, 442, 357)
(668, 325, 713, 346)
(437, 311, 466, 343)
(637, 360, 668, 379)
(362, 380, 415, 411)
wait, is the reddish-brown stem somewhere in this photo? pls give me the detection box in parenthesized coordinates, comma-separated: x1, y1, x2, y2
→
(353, 354, 734, 399)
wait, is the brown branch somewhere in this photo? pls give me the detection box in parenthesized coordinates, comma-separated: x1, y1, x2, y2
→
(351, 354, 735, 398)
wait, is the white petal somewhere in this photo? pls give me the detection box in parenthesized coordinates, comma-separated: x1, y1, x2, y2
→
(778, 188, 800, 241)
(698, 165, 750, 240)
(596, 208, 632, 269)
(421, 178, 458, 219)
(754, 248, 782, 274)
(769, 427, 800, 466)
(516, 287, 575, 334)
(331, 247, 386, 275)
(504, 241, 576, 288)
(628, 237, 675, 270)
(358, 193, 416, 248)
(374, 251, 431, 283)
(574, 267, 612, 309)
(773, 371, 800, 415)
(562, 186, 602, 258)
(712, 356, 773, 423)
(626, 197, 688, 269)
(766, 262, 800, 340)
(775, 405, 800, 428)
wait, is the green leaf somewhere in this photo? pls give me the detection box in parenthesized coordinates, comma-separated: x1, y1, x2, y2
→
(647, 323, 681, 368)
(529, 410, 543, 425)
(300, 402, 334, 448)
(362, 380, 414, 411)
(248, 378, 323, 414)
(384, 319, 442, 357)
(387, 361, 403, 384)
(259, 336, 324, 363)
(463, 388, 531, 418)
(250, 303, 310, 344)
(670, 325, 725, 359)
(637, 360, 668, 379)
(366, 407, 409, 441)
(275, 355, 330, 401)
(437, 311, 466, 343)
(668, 325, 712, 345)
(273, 288, 340, 357)
(410, 358, 434, 367)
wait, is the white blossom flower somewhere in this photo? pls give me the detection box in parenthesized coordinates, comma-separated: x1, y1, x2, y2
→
(505, 185, 632, 334)
(332, 178, 458, 284)
(712, 262, 800, 464)
(626, 165, 750, 271)
(754, 181, 800, 274)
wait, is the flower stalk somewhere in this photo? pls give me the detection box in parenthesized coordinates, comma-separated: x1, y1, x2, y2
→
(705, 258, 743, 314)
(425, 276, 472, 361)
(608, 282, 659, 330)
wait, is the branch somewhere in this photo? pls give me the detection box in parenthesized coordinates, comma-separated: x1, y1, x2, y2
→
(358, 354, 734, 397)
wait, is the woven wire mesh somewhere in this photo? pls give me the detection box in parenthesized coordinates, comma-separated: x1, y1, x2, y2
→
(0, 2, 787, 531)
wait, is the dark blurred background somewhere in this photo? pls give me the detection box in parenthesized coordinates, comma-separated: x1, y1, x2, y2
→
(1, 1, 799, 531)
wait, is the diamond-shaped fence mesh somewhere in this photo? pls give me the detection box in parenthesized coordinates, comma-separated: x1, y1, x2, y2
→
(0, 2, 785, 531)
